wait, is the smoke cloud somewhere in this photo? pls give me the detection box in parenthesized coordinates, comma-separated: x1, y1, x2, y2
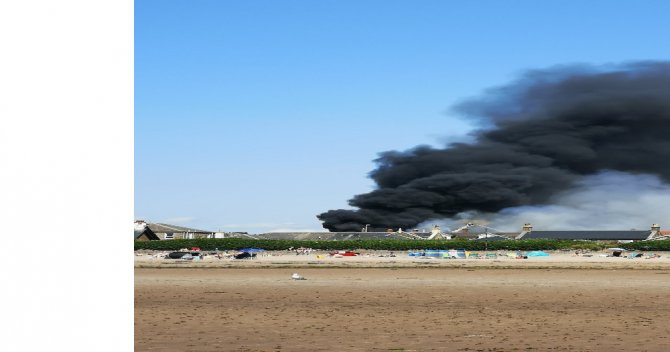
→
(420, 171, 670, 232)
(318, 62, 670, 232)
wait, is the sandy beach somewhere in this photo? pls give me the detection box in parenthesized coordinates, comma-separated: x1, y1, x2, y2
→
(135, 252, 670, 351)
(134, 250, 670, 270)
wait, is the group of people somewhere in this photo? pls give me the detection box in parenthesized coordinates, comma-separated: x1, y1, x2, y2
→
(289, 247, 314, 256)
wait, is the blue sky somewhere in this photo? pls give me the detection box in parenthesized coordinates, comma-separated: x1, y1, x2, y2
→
(135, 0, 670, 233)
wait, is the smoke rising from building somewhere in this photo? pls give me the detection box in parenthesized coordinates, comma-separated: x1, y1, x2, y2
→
(317, 62, 670, 232)
(419, 171, 670, 232)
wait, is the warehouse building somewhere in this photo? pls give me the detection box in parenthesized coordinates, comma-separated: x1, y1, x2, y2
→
(515, 223, 664, 241)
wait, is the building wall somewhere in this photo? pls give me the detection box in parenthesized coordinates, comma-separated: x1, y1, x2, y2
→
(156, 232, 214, 240)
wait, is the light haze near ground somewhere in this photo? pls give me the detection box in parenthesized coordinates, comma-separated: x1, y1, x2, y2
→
(135, 0, 670, 233)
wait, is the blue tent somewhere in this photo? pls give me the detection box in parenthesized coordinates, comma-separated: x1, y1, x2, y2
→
(526, 251, 549, 257)
(239, 248, 265, 253)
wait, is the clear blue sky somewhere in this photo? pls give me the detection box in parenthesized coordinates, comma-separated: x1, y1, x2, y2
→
(135, 0, 670, 233)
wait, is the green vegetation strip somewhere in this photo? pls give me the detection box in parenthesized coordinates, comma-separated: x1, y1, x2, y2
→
(134, 238, 670, 251)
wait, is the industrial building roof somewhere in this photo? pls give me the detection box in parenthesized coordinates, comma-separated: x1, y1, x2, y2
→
(257, 232, 431, 240)
(148, 223, 213, 234)
(520, 230, 652, 241)
(134, 227, 160, 240)
(473, 235, 512, 241)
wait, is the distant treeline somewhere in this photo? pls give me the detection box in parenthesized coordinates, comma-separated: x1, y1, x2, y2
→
(134, 238, 670, 251)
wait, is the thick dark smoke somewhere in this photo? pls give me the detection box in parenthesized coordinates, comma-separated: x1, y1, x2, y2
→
(318, 61, 670, 232)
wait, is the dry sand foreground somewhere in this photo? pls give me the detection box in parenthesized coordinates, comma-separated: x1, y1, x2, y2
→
(135, 268, 670, 351)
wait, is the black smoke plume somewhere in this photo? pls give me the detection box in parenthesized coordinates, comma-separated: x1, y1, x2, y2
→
(317, 61, 670, 232)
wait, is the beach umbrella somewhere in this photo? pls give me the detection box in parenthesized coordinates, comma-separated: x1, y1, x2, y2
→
(607, 248, 627, 251)
(239, 248, 265, 253)
(238, 248, 265, 259)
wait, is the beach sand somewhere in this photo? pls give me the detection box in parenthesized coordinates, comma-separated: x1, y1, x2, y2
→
(134, 250, 670, 270)
(135, 265, 670, 351)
